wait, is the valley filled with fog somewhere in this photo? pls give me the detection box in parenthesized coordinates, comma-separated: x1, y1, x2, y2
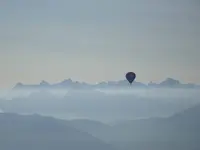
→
(0, 88, 200, 123)
(1, 86, 200, 150)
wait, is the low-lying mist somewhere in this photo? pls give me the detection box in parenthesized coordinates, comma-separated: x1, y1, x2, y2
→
(0, 88, 199, 123)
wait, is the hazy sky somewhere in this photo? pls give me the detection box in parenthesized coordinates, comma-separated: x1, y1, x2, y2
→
(0, 0, 200, 88)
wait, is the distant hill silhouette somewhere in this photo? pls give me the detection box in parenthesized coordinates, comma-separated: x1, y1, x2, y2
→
(1, 104, 199, 150)
(66, 104, 200, 150)
(12, 78, 200, 90)
(0, 113, 116, 150)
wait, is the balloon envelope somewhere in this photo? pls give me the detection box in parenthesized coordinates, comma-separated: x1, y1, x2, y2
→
(126, 72, 136, 84)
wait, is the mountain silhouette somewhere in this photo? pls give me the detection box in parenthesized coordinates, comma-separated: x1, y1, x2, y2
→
(65, 104, 200, 150)
(12, 78, 199, 90)
(0, 113, 116, 150)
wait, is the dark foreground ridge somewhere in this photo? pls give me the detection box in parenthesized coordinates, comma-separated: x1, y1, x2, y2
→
(0, 113, 116, 150)
(66, 104, 200, 150)
(0, 104, 200, 150)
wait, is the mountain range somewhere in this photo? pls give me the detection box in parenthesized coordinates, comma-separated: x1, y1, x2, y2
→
(13, 78, 200, 90)
(64, 104, 200, 150)
(0, 113, 116, 150)
(0, 104, 199, 150)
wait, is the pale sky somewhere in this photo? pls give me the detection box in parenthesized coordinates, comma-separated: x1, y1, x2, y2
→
(0, 0, 200, 88)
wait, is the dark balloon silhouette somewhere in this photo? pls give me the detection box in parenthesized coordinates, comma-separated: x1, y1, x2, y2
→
(126, 72, 136, 84)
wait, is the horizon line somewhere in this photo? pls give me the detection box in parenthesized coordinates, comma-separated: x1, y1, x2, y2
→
(14, 77, 198, 86)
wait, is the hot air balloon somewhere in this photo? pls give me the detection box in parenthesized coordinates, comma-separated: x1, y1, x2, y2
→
(126, 72, 136, 84)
